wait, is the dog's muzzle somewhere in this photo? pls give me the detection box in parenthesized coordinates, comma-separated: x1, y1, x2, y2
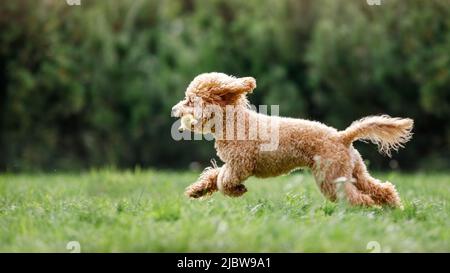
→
(178, 114, 198, 132)
(171, 106, 181, 117)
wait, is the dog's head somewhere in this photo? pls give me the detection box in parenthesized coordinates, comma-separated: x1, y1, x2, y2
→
(171, 72, 256, 133)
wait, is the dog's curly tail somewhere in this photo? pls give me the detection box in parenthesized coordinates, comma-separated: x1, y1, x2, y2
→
(339, 115, 414, 157)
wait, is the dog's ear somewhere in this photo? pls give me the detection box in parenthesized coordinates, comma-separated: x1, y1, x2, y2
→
(221, 77, 256, 95)
(212, 77, 256, 105)
(211, 76, 256, 105)
(190, 73, 256, 105)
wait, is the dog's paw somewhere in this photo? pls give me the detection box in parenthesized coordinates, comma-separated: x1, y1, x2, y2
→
(223, 184, 247, 197)
(185, 181, 217, 199)
(185, 186, 211, 199)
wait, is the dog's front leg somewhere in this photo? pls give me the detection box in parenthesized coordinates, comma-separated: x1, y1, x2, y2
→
(185, 167, 220, 198)
(217, 164, 249, 197)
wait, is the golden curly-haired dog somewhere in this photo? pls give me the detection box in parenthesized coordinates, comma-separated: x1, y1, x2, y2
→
(171, 72, 413, 207)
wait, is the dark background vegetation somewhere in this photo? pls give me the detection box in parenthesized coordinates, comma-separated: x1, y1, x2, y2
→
(0, 0, 449, 172)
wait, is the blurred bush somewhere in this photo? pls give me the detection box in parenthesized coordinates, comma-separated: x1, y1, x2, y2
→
(0, 0, 448, 171)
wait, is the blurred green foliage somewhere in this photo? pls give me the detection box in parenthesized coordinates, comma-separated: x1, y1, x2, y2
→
(0, 0, 449, 171)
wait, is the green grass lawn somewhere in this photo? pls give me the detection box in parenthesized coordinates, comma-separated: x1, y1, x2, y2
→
(0, 169, 448, 252)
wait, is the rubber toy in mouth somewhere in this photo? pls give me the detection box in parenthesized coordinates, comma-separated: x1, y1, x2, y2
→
(179, 114, 198, 132)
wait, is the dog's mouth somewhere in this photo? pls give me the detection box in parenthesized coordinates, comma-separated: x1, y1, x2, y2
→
(178, 114, 198, 132)
(178, 114, 216, 134)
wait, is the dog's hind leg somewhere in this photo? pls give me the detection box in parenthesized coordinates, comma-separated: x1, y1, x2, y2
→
(312, 153, 375, 207)
(351, 149, 402, 208)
